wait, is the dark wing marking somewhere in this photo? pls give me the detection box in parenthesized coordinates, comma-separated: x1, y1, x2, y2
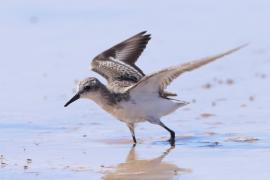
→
(91, 31, 151, 79)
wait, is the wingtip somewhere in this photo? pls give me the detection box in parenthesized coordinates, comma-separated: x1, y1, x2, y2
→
(221, 43, 249, 56)
(138, 31, 151, 38)
(140, 30, 147, 34)
(235, 43, 249, 50)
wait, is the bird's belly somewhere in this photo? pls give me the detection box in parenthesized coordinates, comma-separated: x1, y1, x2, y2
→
(107, 101, 148, 124)
(109, 97, 179, 124)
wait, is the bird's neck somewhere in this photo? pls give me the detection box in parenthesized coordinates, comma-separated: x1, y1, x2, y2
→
(88, 83, 122, 111)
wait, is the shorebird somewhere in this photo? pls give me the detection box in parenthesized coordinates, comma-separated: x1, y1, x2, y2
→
(64, 31, 246, 146)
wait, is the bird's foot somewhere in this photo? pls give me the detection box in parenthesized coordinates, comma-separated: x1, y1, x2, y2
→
(168, 138, 175, 146)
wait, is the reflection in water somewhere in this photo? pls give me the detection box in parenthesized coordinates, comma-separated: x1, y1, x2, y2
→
(102, 146, 191, 180)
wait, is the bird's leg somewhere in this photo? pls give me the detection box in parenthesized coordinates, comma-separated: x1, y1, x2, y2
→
(127, 123, 137, 144)
(147, 118, 175, 146)
(159, 122, 175, 146)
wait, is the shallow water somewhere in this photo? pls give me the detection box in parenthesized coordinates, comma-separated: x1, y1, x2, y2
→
(1, 0, 270, 179)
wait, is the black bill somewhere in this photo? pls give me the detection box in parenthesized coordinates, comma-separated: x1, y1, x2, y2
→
(64, 93, 80, 107)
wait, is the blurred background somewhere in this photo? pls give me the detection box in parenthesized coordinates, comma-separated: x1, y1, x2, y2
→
(0, 0, 270, 179)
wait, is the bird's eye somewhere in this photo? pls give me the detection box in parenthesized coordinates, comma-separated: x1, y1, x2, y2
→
(84, 86, 91, 90)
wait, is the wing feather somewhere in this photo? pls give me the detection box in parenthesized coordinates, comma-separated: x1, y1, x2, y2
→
(127, 44, 248, 95)
(91, 31, 151, 81)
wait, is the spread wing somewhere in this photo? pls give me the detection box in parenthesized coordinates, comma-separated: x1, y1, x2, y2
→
(127, 44, 247, 97)
(91, 31, 151, 91)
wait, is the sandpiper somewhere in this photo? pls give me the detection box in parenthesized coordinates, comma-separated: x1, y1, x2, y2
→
(64, 31, 246, 146)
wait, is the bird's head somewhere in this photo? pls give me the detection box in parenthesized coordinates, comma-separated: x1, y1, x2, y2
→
(64, 77, 101, 107)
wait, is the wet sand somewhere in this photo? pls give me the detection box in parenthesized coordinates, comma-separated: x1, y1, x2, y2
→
(0, 115, 270, 180)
